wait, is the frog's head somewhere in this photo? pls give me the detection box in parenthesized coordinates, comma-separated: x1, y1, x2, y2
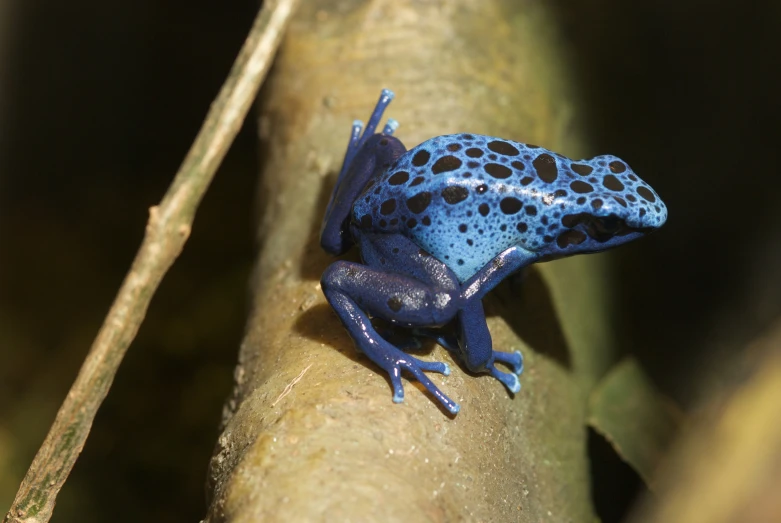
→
(537, 155, 667, 258)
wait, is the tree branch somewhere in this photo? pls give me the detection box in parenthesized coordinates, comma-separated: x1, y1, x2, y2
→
(203, 1, 607, 521)
(3, 1, 299, 522)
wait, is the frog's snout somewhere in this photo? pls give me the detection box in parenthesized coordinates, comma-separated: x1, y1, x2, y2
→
(644, 196, 667, 230)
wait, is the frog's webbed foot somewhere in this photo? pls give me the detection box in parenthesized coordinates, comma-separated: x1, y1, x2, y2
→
(487, 351, 524, 394)
(493, 349, 524, 375)
(455, 301, 524, 394)
(369, 340, 457, 413)
(408, 327, 523, 393)
(390, 353, 454, 405)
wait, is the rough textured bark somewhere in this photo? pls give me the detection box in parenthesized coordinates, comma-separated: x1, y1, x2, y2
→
(205, 1, 617, 521)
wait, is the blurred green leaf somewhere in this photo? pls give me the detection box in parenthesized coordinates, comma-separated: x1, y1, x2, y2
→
(588, 358, 683, 488)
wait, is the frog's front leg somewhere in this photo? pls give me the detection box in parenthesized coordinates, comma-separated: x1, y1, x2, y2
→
(457, 300, 523, 394)
(462, 245, 537, 302)
(410, 300, 524, 391)
(406, 311, 523, 393)
(321, 261, 461, 414)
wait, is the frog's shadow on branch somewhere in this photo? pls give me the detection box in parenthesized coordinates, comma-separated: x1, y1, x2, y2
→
(293, 171, 572, 371)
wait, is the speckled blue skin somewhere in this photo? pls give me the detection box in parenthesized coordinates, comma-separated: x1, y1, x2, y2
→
(320, 90, 667, 414)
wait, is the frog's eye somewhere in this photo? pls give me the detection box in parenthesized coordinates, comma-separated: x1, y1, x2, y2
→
(598, 216, 622, 233)
(588, 215, 628, 242)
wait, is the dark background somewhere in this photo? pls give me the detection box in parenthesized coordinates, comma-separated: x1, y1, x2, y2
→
(0, 1, 258, 521)
(0, 1, 779, 522)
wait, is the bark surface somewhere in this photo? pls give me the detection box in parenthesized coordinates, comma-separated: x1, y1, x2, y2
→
(205, 1, 615, 521)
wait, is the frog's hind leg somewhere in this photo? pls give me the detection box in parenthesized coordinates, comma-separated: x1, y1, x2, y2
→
(355, 231, 522, 394)
(337, 89, 398, 183)
(321, 260, 461, 414)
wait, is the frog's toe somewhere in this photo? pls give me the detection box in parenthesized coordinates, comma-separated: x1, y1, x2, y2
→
(391, 385, 405, 404)
(376, 352, 458, 413)
(398, 359, 459, 414)
(411, 357, 450, 376)
(489, 366, 521, 394)
(383, 118, 399, 136)
(493, 350, 524, 375)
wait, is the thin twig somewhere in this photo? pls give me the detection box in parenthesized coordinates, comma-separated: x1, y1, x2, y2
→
(4, 1, 299, 522)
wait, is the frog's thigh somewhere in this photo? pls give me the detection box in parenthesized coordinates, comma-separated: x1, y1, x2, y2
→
(321, 262, 459, 327)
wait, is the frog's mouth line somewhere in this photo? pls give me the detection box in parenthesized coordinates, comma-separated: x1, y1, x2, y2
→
(562, 213, 654, 243)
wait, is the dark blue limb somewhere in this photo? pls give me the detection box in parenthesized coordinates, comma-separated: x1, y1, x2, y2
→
(321, 260, 460, 414)
(356, 89, 395, 148)
(355, 231, 461, 304)
(461, 245, 537, 302)
(456, 300, 492, 372)
(413, 324, 522, 385)
(322, 225, 525, 407)
(493, 350, 524, 375)
(338, 89, 395, 184)
(356, 232, 523, 395)
(336, 120, 363, 187)
(382, 118, 399, 135)
(321, 92, 405, 256)
(457, 300, 522, 394)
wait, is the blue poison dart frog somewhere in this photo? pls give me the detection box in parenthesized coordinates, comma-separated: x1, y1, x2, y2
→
(320, 89, 667, 414)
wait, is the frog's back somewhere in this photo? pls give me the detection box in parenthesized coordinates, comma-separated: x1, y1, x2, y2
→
(351, 134, 660, 281)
